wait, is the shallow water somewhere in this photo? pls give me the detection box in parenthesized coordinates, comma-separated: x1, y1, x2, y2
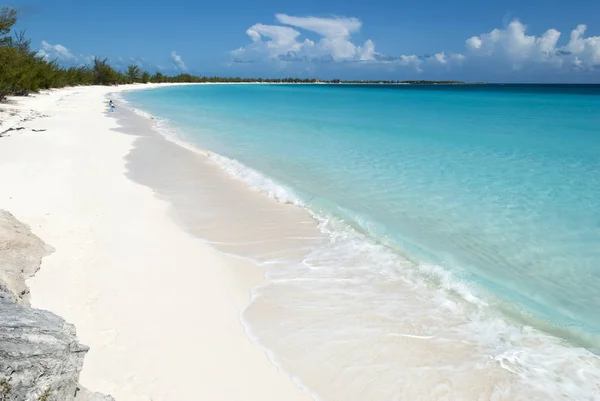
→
(123, 84, 600, 400)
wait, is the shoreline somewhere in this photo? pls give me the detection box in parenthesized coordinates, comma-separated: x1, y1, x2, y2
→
(0, 85, 313, 401)
(119, 84, 600, 400)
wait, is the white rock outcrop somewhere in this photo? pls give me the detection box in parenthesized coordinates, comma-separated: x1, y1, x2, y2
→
(0, 210, 113, 401)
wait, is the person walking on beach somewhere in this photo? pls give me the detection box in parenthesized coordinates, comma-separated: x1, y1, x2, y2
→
(109, 100, 115, 112)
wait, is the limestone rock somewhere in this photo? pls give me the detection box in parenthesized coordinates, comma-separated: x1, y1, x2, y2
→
(0, 210, 114, 401)
(0, 210, 53, 305)
(74, 387, 116, 401)
(0, 299, 88, 401)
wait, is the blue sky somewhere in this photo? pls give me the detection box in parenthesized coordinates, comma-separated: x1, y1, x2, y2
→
(9, 0, 600, 82)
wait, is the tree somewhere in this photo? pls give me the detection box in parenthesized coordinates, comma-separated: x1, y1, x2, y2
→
(126, 65, 141, 83)
(140, 71, 150, 83)
(93, 58, 120, 85)
(8, 29, 31, 53)
(0, 46, 20, 100)
(150, 72, 164, 83)
(0, 7, 17, 45)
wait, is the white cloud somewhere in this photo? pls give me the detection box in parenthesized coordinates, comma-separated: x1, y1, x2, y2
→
(357, 39, 376, 61)
(171, 51, 187, 71)
(242, 24, 306, 58)
(37, 40, 76, 62)
(538, 29, 561, 54)
(465, 36, 482, 50)
(433, 51, 465, 65)
(276, 14, 362, 38)
(563, 25, 600, 68)
(465, 20, 600, 70)
(466, 20, 554, 68)
(397, 55, 422, 70)
(233, 14, 380, 63)
(36, 40, 95, 66)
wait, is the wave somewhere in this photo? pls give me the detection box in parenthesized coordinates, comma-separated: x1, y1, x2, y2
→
(206, 151, 495, 311)
(207, 153, 305, 206)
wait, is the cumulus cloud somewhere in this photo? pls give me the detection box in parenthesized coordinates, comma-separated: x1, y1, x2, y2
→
(171, 51, 187, 71)
(276, 14, 367, 60)
(233, 14, 383, 63)
(562, 25, 600, 68)
(465, 20, 600, 70)
(396, 55, 423, 70)
(465, 20, 560, 68)
(433, 51, 465, 65)
(36, 40, 96, 67)
(37, 40, 76, 62)
(357, 39, 376, 61)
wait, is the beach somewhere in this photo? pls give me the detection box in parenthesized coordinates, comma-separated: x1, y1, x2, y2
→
(0, 85, 313, 401)
(2, 83, 600, 401)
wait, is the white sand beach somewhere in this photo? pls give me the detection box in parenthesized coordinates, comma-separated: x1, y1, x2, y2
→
(0, 85, 312, 401)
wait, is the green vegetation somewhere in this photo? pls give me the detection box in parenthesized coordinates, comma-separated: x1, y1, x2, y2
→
(0, 7, 152, 100)
(0, 7, 475, 102)
(1, 6, 99, 100)
(126, 64, 142, 82)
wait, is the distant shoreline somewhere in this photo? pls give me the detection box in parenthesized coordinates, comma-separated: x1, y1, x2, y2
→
(118, 81, 600, 86)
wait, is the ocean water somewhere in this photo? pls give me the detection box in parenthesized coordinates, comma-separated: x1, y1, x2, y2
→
(123, 84, 600, 399)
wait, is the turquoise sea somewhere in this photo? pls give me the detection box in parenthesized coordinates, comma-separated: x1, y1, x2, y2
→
(124, 84, 600, 399)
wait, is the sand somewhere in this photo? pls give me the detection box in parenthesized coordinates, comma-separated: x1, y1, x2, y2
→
(0, 85, 312, 401)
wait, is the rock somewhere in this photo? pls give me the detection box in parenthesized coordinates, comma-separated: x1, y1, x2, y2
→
(74, 387, 116, 401)
(0, 210, 114, 401)
(0, 299, 88, 401)
(0, 210, 53, 305)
